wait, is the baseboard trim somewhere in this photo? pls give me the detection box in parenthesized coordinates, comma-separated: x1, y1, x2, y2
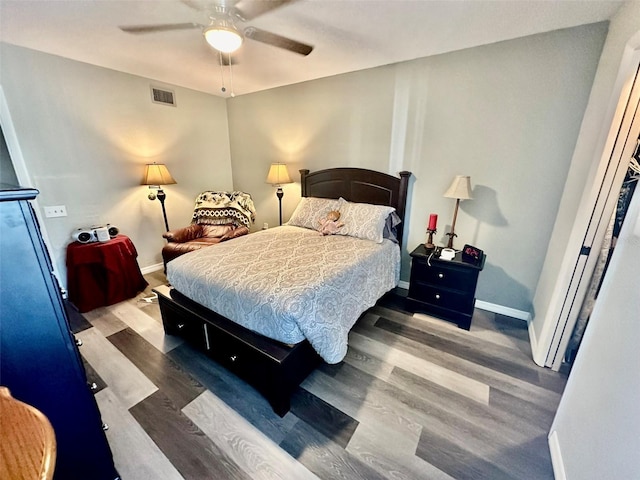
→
(475, 300, 530, 322)
(548, 430, 567, 480)
(398, 280, 410, 290)
(529, 319, 547, 367)
(141, 263, 164, 275)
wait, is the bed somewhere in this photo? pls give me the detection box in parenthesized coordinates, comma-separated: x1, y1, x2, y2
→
(154, 167, 411, 416)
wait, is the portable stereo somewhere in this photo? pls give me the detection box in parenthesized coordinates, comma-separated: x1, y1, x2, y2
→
(72, 224, 119, 244)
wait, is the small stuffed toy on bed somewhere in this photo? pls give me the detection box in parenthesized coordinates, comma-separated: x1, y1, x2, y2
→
(318, 210, 345, 235)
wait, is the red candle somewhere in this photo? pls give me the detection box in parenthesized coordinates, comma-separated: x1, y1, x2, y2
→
(428, 213, 437, 230)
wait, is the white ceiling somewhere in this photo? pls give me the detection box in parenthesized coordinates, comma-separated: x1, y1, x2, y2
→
(0, 0, 623, 98)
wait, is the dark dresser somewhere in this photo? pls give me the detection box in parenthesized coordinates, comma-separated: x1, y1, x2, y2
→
(0, 186, 119, 479)
(407, 244, 485, 330)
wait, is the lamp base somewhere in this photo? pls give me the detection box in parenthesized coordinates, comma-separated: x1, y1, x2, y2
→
(276, 187, 284, 226)
(445, 231, 457, 249)
(157, 188, 170, 232)
(424, 229, 436, 250)
(446, 198, 461, 249)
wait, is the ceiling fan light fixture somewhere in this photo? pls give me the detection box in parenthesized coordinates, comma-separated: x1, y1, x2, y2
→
(204, 24, 243, 53)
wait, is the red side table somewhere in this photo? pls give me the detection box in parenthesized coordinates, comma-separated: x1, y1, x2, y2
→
(66, 235, 148, 312)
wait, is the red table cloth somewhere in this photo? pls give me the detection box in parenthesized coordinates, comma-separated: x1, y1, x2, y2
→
(66, 235, 148, 313)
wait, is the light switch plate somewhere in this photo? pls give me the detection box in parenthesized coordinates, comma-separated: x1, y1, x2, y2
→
(44, 205, 67, 218)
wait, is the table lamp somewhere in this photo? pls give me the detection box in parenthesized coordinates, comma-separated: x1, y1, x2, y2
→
(444, 175, 472, 249)
(266, 163, 293, 225)
(142, 163, 177, 232)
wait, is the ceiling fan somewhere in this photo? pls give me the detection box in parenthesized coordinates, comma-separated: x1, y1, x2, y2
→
(119, 0, 313, 56)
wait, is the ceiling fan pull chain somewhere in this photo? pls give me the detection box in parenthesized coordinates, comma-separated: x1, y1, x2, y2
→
(228, 53, 235, 97)
(219, 50, 227, 94)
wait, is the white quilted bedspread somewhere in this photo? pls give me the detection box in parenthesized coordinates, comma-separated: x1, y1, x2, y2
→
(166, 225, 400, 363)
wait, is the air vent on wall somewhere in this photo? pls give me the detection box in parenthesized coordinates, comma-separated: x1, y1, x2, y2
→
(150, 86, 176, 107)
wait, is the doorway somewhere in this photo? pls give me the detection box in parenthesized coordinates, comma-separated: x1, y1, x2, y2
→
(539, 58, 640, 371)
(564, 142, 640, 365)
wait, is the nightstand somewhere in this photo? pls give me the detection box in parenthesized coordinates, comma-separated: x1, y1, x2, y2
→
(66, 235, 148, 312)
(407, 244, 485, 330)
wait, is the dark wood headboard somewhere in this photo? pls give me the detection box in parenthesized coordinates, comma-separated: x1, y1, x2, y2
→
(300, 168, 411, 246)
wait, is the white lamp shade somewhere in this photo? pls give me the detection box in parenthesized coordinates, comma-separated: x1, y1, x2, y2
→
(204, 25, 243, 53)
(141, 163, 177, 186)
(266, 163, 293, 186)
(444, 175, 472, 200)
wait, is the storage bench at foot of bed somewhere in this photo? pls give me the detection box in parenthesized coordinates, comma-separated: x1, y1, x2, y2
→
(153, 285, 321, 417)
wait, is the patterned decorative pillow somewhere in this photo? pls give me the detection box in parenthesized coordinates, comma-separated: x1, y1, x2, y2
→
(335, 198, 396, 243)
(286, 197, 342, 230)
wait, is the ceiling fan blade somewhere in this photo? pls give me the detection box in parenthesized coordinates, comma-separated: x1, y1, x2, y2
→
(119, 23, 200, 34)
(233, 0, 294, 21)
(244, 27, 313, 56)
(180, 0, 204, 11)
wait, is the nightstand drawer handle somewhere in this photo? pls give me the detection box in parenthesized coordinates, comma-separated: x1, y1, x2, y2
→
(177, 323, 185, 330)
(438, 273, 444, 279)
(230, 355, 238, 362)
(435, 294, 441, 300)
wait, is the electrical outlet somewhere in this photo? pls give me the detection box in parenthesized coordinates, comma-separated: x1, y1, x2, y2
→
(44, 205, 67, 218)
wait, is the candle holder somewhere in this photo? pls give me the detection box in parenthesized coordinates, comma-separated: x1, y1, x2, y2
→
(425, 228, 436, 250)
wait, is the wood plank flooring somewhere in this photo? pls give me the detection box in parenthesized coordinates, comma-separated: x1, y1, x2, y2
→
(70, 270, 567, 480)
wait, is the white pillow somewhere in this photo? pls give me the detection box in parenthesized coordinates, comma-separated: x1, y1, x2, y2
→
(335, 198, 396, 243)
(286, 197, 342, 230)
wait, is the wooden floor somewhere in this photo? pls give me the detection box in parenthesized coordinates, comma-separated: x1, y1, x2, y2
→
(69, 270, 567, 480)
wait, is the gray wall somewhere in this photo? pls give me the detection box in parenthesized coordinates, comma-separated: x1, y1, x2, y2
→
(227, 22, 608, 312)
(0, 22, 611, 314)
(0, 43, 234, 281)
(0, 125, 18, 185)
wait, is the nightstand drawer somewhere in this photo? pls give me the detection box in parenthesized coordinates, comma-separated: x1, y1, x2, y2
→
(410, 260, 476, 290)
(408, 283, 475, 313)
